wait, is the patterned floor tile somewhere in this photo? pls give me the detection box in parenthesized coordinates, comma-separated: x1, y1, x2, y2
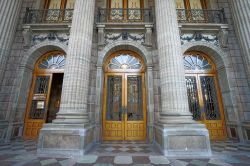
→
(189, 159, 208, 166)
(59, 158, 76, 166)
(132, 156, 150, 164)
(0, 140, 249, 166)
(169, 159, 189, 166)
(114, 156, 133, 164)
(149, 156, 170, 165)
(208, 158, 233, 166)
(40, 158, 58, 166)
(76, 155, 98, 164)
(96, 156, 114, 164)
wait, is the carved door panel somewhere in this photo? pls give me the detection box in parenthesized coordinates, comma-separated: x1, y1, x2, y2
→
(24, 74, 52, 139)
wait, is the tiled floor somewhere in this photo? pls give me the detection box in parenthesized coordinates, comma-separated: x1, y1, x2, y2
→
(0, 140, 250, 165)
(89, 141, 160, 156)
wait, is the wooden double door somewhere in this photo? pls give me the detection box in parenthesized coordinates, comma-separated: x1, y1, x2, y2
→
(24, 52, 65, 139)
(185, 74, 227, 140)
(103, 73, 146, 141)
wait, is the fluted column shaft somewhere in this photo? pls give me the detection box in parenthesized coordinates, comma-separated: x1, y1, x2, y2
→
(0, 0, 23, 85)
(228, 0, 250, 86)
(155, 0, 192, 123)
(54, 0, 95, 124)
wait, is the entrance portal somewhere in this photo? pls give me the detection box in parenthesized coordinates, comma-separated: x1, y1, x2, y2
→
(103, 51, 146, 141)
(24, 51, 65, 139)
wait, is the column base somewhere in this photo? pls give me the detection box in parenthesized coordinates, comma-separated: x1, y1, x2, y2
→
(37, 123, 95, 157)
(154, 123, 212, 158)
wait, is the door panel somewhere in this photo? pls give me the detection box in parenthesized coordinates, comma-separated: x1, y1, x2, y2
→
(103, 74, 124, 140)
(185, 74, 226, 140)
(24, 74, 52, 139)
(185, 76, 201, 120)
(125, 74, 146, 140)
(103, 73, 146, 141)
(199, 75, 226, 140)
(200, 76, 221, 120)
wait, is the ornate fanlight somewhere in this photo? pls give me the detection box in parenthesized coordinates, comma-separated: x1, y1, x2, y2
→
(38, 53, 66, 69)
(183, 53, 213, 71)
(106, 54, 143, 71)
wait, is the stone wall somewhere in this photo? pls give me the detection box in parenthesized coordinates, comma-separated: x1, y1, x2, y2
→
(0, 0, 36, 142)
(216, 0, 250, 141)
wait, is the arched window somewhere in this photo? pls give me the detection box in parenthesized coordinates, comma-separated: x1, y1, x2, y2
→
(105, 51, 144, 72)
(184, 51, 227, 140)
(36, 52, 66, 70)
(183, 53, 214, 72)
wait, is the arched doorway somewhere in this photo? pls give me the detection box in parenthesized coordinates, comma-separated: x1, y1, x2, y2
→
(24, 51, 66, 139)
(184, 51, 227, 140)
(102, 50, 147, 141)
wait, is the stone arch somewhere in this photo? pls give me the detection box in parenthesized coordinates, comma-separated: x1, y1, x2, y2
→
(97, 41, 152, 67)
(181, 42, 229, 70)
(21, 41, 68, 69)
(181, 41, 238, 138)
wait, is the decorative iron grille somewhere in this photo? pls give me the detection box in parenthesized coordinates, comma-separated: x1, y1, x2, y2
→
(177, 9, 226, 24)
(97, 8, 153, 23)
(24, 8, 74, 24)
(106, 76, 123, 121)
(23, 8, 226, 24)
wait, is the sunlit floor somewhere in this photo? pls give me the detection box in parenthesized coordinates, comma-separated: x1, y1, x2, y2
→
(0, 140, 250, 165)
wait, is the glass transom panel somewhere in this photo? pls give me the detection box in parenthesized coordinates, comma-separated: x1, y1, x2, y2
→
(38, 54, 66, 69)
(107, 54, 142, 71)
(184, 54, 212, 71)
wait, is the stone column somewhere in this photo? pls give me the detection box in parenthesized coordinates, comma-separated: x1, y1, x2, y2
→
(0, 0, 23, 86)
(38, 0, 96, 156)
(228, 0, 250, 86)
(154, 0, 211, 157)
(53, 0, 95, 124)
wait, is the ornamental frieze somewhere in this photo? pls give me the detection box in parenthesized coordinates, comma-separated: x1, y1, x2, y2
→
(105, 32, 145, 44)
(180, 32, 219, 46)
(32, 32, 69, 46)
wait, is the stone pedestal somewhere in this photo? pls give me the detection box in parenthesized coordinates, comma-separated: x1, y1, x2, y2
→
(155, 124, 211, 158)
(37, 0, 95, 156)
(154, 0, 211, 157)
(37, 124, 94, 157)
